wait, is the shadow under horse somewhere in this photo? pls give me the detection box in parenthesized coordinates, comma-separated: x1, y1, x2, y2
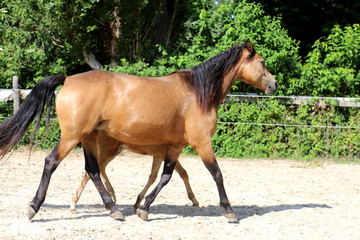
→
(0, 39, 277, 223)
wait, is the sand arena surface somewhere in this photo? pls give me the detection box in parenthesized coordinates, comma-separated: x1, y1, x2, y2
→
(0, 149, 359, 239)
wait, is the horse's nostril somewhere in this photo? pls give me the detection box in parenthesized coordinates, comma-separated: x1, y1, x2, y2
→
(275, 82, 278, 88)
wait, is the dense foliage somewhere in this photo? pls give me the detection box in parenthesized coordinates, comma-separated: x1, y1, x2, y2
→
(210, 99, 360, 160)
(1, 0, 359, 160)
(296, 24, 360, 97)
(0, 0, 194, 86)
(247, 0, 360, 56)
(109, 1, 301, 96)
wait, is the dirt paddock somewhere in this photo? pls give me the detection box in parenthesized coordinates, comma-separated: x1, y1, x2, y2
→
(0, 149, 359, 239)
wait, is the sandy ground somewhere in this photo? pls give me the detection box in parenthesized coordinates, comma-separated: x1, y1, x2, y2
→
(0, 149, 359, 240)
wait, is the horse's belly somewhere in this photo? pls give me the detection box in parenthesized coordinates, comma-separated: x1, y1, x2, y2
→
(99, 118, 186, 146)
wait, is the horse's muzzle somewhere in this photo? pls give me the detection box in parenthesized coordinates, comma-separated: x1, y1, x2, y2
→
(265, 80, 278, 95)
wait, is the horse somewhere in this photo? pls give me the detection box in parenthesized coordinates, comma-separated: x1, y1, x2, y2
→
(69, 129, 199, 212)
(0, 39, 277, 222)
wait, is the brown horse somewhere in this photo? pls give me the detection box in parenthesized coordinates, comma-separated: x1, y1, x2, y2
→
(0, 39, 277, 222)
(69, 129, 199, 212)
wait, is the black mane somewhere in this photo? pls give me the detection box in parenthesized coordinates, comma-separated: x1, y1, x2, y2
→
(189, 42, 255, 111)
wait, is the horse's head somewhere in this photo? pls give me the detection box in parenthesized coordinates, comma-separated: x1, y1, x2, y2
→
(238, 39, 277, 95)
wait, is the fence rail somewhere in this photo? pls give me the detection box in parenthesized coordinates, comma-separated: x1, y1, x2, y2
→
(226, 93, 360, 107)
(0, 89, 31, 103)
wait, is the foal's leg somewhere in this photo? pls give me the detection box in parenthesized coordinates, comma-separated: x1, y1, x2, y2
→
(174, 162, 199, 207)
(70, 167, 116, 212)
(70, 172, 91, 212)
(100, 167, 117, 203)
(194, 141, 237, 223)
(82, 132, 123, 220)
(134, 157, 198, 210)
(97, 131, 122, 204)
(133, 156, 163, 210)
(70, 131, 121, 212)
(136, 146, 183, 221)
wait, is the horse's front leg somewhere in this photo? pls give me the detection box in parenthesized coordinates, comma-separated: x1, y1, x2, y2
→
(194, 141, 238, 223)
(136, 146, 183, 221)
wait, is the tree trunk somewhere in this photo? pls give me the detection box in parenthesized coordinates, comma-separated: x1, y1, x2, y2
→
(109, 6, 121, 68)
(83, 51, 103, 70)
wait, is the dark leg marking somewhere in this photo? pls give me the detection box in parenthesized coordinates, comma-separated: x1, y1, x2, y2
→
(137, 156, 176, 220)
(203, 159, 237, 222)
(83, 148, 124, 220)
(29, 145, 61, 218)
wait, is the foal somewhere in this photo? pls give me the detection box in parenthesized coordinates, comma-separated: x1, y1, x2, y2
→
(70, 130, 199, 212)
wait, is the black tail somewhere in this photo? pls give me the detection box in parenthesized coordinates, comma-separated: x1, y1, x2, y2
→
(0, 75, 66, 159)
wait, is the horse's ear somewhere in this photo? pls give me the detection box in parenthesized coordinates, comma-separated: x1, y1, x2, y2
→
(245, 39, 253, 52)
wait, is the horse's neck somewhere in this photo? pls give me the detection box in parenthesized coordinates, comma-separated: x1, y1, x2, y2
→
(214, 70, 238, 107)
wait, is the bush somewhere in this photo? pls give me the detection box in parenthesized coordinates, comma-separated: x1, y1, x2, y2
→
(207, 99, 360, 160)
(184, 97, 360, 162)
(295, 24, 360, 97)
(17, 119, 61, 150)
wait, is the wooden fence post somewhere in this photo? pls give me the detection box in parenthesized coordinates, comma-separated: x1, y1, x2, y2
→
(13, 76, 19, 114)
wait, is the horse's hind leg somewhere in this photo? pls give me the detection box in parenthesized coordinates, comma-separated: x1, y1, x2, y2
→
(82, 132, 124, 220)
(133, 156, 163, 210)
(174, 162, 199, 207)
(70, 130, 121, 212)
(69, 155, 118, 212)
(28, 138, 79, 220)
(97, 130, 122, 204)
(70, 168, 116, 213)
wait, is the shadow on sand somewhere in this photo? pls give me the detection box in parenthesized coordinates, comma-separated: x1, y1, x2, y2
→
(33, 202, 331, 223)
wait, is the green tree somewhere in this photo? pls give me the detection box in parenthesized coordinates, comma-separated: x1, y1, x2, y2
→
(0, 0, 194, 87)
(0, 0, 104, 87)
(114, 0, 194, 63)
(0, 1, 52, 88)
